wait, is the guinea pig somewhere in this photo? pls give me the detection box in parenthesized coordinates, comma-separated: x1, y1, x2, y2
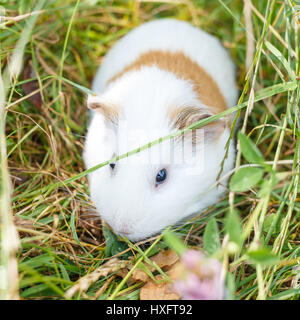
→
(83, 19, 238, 241)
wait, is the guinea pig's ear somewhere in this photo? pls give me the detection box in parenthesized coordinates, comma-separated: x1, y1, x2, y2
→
(170, 106, 226, 142)
(87, 94, 119, 124)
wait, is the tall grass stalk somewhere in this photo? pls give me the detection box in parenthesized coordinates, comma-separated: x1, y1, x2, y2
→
(0, 0, 45, 300)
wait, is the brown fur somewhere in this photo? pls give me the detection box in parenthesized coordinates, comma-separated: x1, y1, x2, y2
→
(88, 99, 119, 124)
(108, 50, 227, 117)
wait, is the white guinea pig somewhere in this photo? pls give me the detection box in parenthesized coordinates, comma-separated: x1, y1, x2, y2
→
(83, 19, 238, 241)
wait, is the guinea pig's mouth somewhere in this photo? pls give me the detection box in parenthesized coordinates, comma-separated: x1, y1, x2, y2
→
(103, 219, 167, 243)
(104, 222, 139, 241)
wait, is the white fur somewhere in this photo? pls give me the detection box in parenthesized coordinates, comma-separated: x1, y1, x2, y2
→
(83, 19, 238, 241)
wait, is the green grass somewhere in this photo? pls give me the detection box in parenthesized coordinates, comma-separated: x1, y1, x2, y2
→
(0, 0, 299, 300)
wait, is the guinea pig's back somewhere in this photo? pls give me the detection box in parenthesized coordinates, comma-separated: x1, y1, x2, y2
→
(92, 19, 238, 108)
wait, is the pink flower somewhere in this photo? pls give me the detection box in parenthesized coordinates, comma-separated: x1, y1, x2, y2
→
(174, 250, 225, 300)
(181, 250, 204, 269)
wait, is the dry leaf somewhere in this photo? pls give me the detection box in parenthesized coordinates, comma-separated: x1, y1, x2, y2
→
(140, 272, 180, 300)
(166, 261, 184, 279)
(132, 268, 150, 282)
(116, 268, 136, 287)
(140, 278, 180, 300)
(132, 249, 179, 282)
(139, 261, 184, 300)
(150, 250, 179, 270)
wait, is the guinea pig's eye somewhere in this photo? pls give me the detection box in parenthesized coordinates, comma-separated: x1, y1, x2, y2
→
(109, 163, 116, 170)
(155, 168, 167, 186)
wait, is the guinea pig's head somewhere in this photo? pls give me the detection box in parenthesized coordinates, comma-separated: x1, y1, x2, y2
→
(83, 68, 231, 241)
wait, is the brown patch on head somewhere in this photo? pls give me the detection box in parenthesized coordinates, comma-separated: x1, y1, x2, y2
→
(108, 50, 227, 114)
